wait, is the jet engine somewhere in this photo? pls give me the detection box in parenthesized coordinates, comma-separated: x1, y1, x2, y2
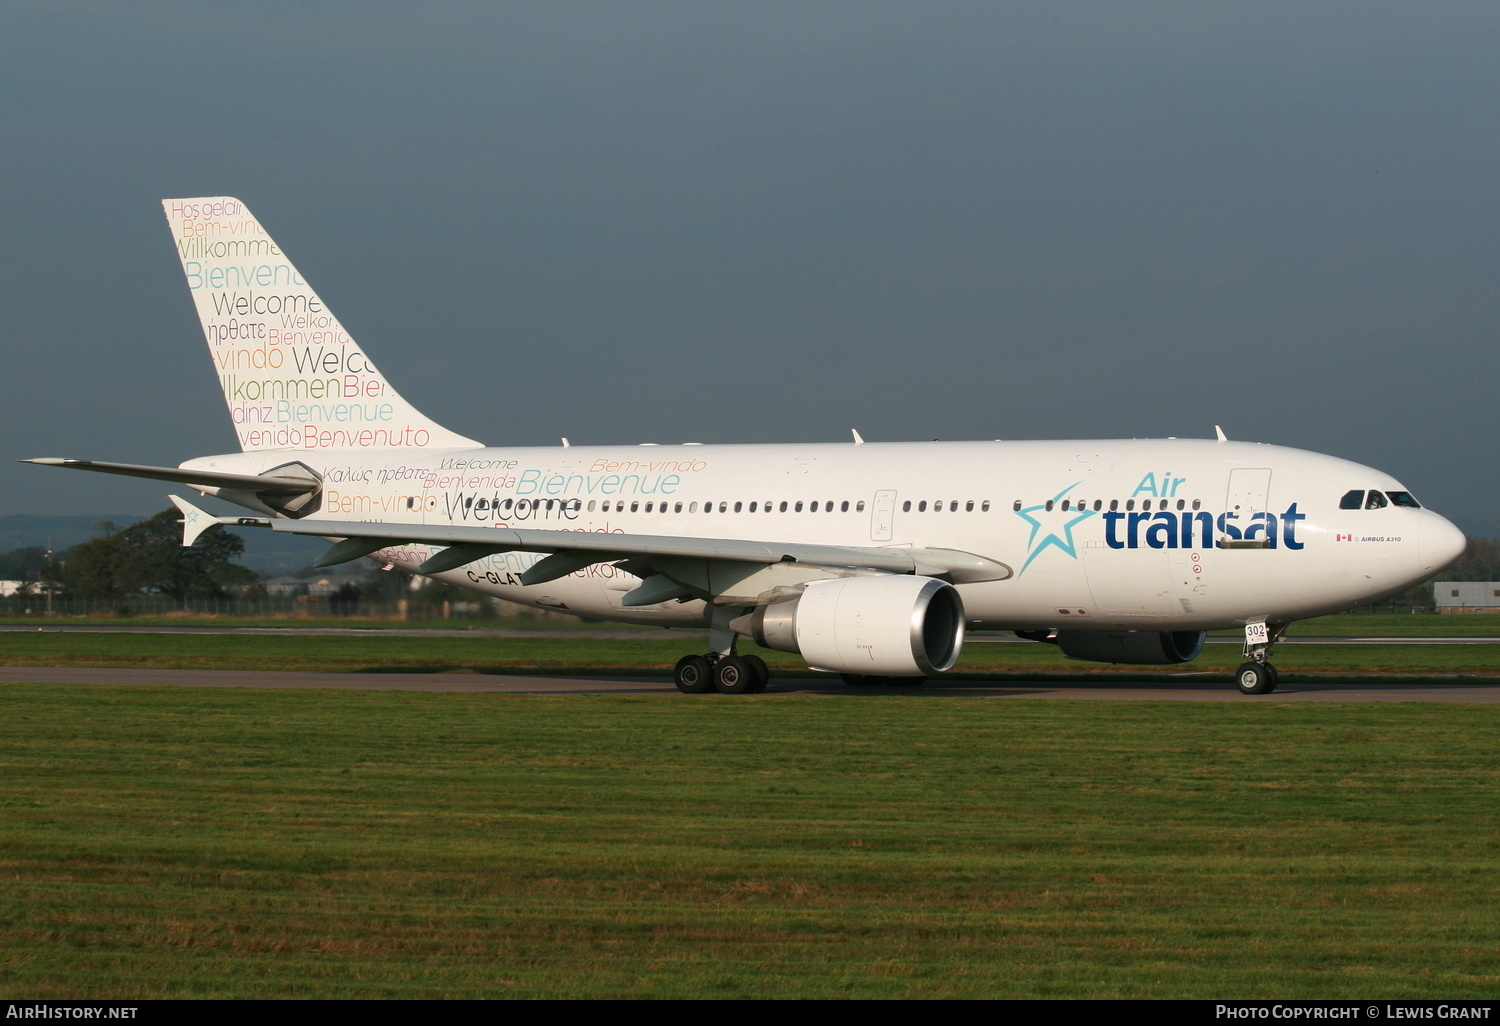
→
(744, 575, 965, 676)
(1052, 629, 1206, 665)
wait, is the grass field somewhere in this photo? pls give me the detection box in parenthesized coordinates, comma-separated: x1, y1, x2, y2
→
(1, 685, 1499, 999)
(2, 621, 1497, 998)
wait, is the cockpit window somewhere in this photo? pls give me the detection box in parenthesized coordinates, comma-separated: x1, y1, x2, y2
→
(1339, 489, 1364, 510)
(1386, 491, 1422, 508)
(1365, 490, 1388, 509)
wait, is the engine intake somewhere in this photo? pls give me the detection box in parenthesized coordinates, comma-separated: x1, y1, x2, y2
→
(747, 575, 965, 676)
(1053, 629, 1206, 665)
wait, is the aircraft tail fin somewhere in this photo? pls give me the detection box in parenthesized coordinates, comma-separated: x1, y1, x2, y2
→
(162, 197, 480, 453)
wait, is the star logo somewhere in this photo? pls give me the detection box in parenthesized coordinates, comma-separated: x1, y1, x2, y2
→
(1014, 483, 1097, 575)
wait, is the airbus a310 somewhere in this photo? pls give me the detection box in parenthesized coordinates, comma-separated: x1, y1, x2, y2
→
(25, 197, 1467, 695)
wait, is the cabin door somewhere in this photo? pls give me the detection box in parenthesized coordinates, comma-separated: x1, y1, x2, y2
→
(870, 490, 897, 541)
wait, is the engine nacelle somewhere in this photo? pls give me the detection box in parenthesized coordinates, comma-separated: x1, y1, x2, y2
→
(746, 575, 965, 676)
(1053, 629, 1206, 665)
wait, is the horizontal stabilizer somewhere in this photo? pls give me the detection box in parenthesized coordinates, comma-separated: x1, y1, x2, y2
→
(25, 458, 317, 496)
(168, 495, 251, 547)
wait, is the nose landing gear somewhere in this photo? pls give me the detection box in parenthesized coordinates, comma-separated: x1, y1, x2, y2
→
(1235, 620, 1284, 695)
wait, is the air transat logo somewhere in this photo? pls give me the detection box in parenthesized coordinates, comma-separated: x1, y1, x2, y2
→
(1014, 484, 1097, 575)
(1014, 477, 1307, 575)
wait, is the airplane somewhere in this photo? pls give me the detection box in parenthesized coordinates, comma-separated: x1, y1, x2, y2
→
(24, 196, 1468, 696)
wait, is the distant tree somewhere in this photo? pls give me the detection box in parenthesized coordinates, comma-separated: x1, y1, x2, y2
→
(1449, 537, 1500, 582)
(63, 510, 257, 601)
(0, 546, 51, 580)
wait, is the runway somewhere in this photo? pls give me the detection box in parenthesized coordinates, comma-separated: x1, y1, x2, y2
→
(5, 625, 1498, 644)
(3, 665, 1499, 701)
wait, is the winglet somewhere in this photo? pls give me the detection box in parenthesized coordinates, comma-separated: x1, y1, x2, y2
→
(851, 429, 865, 445)
(1214, 425, 1228, 442)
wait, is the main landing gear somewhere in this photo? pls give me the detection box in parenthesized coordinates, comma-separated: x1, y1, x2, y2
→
(674, 653, 771, 695)
(1235, 620, 1285, 695)
(673, 607, 773, 695)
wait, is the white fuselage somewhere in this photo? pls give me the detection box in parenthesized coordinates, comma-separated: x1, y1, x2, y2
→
(184, 436, 1463, 632)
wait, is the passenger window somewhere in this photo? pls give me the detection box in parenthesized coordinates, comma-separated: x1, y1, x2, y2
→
(630, 501, 640, 512)
(965, 500, 974, 512)
(749, 501, 757, 513)
(795, 501, 804, 512)
(1013, 500, 1022, 511)
(1339, 490, 1364, 510)
(1126, 500, 1135, 511)
(1387, 491, 1422, 508)
(1092, 500, 1101, 511)
(1045, 500, 1054, 512)
(856, 501, 865, 512)
(841, 501, 849, 512)
(982, 501, 991, 512)
(734, 501, 742, 513)
(1109, 500, 1118, 511)
(780, 501, 788, 512)
(918, 501, 927, 512)
(1365, 491, 1388, 509)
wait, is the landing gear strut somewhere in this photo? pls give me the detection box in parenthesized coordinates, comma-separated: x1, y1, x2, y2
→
(1235, 620, 1284, 695)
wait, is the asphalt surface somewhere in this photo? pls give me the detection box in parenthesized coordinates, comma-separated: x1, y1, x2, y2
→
(2, 665, 1498, 701)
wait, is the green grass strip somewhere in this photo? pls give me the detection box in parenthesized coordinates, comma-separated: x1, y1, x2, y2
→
(1, 686, 1498, 998)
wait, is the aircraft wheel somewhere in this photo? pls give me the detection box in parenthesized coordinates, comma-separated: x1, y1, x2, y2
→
(743, 654, 770, 693)
(1235, 661, 1277, 696)
(713, 655, 758, 695)
(674, 654, 714, 694)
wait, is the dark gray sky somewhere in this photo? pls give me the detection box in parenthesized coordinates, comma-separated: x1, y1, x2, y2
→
(4, 2, 1497, 535)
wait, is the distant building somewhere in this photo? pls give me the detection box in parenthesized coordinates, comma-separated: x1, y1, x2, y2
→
(1433, 582, 1500, 614)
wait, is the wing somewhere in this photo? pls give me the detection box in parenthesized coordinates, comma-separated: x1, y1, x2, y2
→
(167, 496, 1012, 606)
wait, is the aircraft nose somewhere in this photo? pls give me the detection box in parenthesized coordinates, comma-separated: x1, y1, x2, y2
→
(1419, 513, 1467, 572)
